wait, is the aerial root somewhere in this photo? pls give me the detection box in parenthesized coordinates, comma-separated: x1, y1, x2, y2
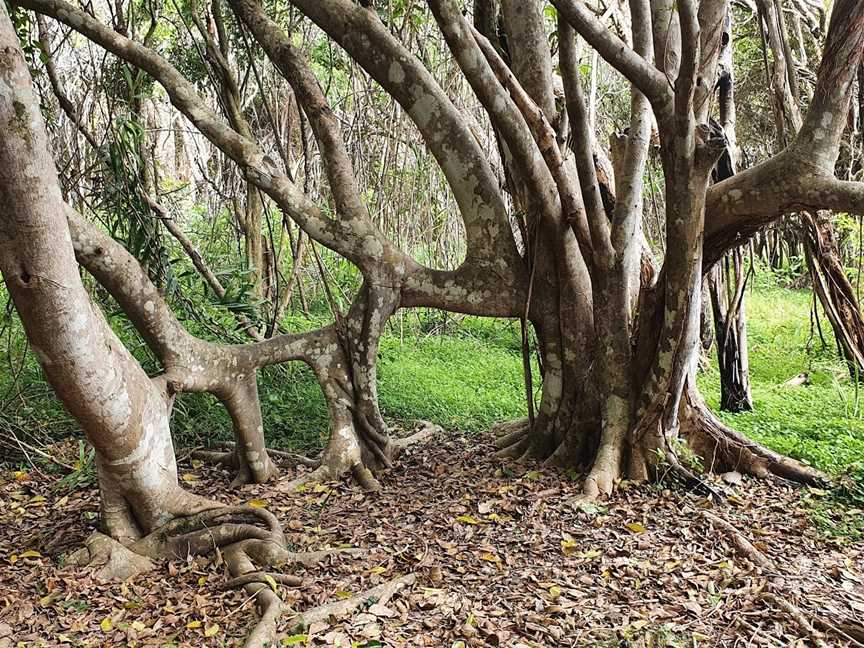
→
(290, 573, 417, 628)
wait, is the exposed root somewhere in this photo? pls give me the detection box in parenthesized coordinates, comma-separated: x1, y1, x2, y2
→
(262, 448, 321, 466)
(216, 441, 321, 467)
(193, 444, 320, 471)
(662, 452, 725, 501)
(274, 420, 442, 494)
(762, 593, 831, 648)
(276, 465, 337, 494)
(68, 532, 155, 582)
(581, 436, 622, 499)
(75, 503, 296, 648)
(189, 447, 281, 489)
(683, 395, 826, 486)
(289, 573, 417, 628)
(274, 460, 382, 494)
(351, 463, 383, 491)
(392, 420, 444, 451)
(701, 511, 772, 569)
(703, 512, 844, 648)
(813, 619, 864, 647)
(492, 418, 531, 458)
(221, 571, 304, 589)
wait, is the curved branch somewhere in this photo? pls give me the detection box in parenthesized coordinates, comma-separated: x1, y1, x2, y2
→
(703, 159, 864, 267)
(288, 0, 519, 267)
(790, 0, 864, 170)
(227, 0, 389, 240)
(428, 0, 592, 258)
(552, 0, 671, 111)
(471, 23, 596, 259)
(19, 0, 384, 268)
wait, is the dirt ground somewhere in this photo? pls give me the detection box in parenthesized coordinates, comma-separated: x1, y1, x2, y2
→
(1, 432, 863, 647)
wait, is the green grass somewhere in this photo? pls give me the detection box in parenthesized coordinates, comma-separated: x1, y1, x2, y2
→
(5, 280, 863, 539)
(378, 324, 525, 433)
(697, 286, 864, 475)
(3, 283, 864, 481)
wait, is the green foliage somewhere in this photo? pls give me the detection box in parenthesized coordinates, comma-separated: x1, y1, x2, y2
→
(55, 441, 96, 491)
(377, 322, 525, 433)
(697, 284, 864, 475)
(835, 461, 864, 509)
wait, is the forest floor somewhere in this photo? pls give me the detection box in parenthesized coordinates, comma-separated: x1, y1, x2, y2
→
(1, 432, 863, 647)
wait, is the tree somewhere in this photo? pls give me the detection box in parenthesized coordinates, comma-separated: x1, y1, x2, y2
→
(2, 8, 328, 646)
(11, 0, 864, 488)
(3, 0, 864, 640)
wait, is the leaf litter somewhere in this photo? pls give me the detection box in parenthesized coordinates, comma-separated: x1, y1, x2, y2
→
(0, 433, 862, 647)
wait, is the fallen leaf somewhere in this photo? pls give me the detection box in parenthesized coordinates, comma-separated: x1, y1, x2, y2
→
(625, 522, 647, 534)
(456, 515, 481, 525)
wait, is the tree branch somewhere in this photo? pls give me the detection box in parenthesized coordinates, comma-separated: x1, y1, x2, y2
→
(290, 0, 519, 267)
(552, 0, 671, 110)
(19, 0, 383, 268)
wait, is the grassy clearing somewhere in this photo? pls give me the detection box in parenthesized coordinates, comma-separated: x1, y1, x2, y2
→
(697, 286, 864, 475)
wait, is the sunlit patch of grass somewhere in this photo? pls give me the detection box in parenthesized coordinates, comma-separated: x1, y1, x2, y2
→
(697, 286, 864, 475)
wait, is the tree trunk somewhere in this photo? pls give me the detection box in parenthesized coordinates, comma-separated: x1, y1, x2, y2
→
(2, 14, 300, 643)
(0, 7, 213, 542)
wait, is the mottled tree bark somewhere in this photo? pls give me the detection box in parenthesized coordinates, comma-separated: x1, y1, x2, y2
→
(14, 0, 864, 508)
(0, 5, 214, 541)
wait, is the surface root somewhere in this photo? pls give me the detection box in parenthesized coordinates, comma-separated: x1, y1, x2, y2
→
(290, 573, 417, 628)
(82, 503, 295, 648)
